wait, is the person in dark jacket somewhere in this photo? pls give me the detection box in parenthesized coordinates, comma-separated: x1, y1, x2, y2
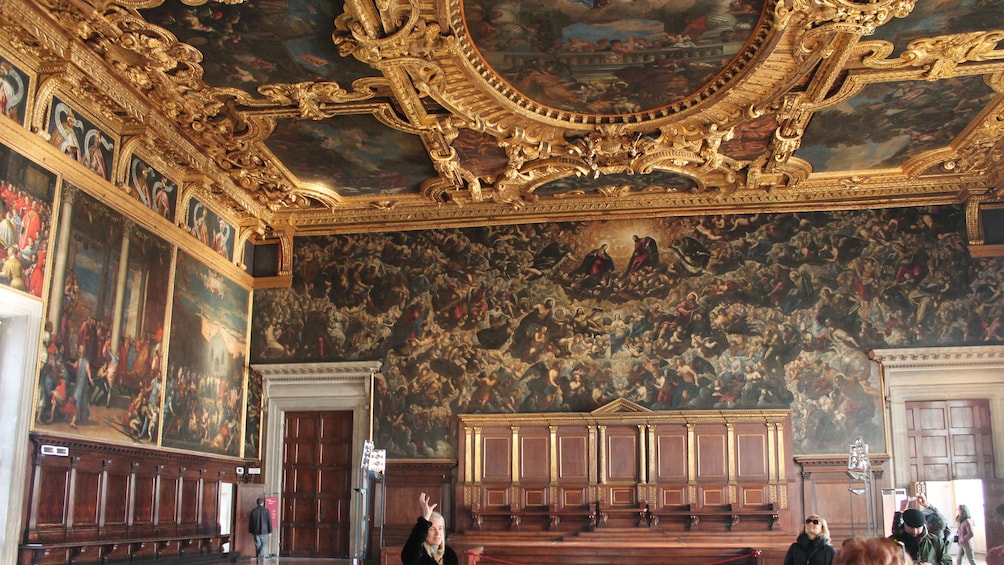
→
(248, 497, 272, 561)
(402, 492, 458, 565)
(784, 513, 836, 565)
(890, 507, 951, 565)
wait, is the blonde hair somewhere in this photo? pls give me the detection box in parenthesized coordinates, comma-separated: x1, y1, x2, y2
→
(835, 536, 914, 565)
(804, 514, 831, 542)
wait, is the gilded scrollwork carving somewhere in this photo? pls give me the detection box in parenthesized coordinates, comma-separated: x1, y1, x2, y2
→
(256, 81, 381, 120)
(858, 32, 1004, 80)
(801, 0, 916, 35)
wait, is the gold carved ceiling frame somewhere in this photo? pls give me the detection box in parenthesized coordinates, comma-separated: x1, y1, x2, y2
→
(1, 0, 1003, 243)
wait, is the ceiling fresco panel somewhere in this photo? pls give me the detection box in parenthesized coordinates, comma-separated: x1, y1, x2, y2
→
(796, 75, 998, 173)
(720, 114, 777, 162)
(141, 0, 379, 90)
(533, 170, 698, 196)
(462, 0, 767, 115)
(864, 0, 1004, 56)
(453, 129, 510, 177)
(266, 114, 436, 196)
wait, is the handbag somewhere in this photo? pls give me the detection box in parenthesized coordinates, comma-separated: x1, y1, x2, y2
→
(953, 534, 959, 543)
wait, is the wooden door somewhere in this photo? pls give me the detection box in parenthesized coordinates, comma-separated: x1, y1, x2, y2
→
(234, 483, 267, 558)
(904, 399, 994, 482)
(281, 410, 353, 558)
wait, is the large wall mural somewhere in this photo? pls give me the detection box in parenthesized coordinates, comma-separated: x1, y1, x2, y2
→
(250, 206, 1004, 458)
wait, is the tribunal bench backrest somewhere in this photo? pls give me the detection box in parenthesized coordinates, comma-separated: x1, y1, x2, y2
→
(455, 399, 794, 534)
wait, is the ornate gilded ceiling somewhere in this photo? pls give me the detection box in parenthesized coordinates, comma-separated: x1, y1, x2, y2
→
(1, 0, 1004, 241)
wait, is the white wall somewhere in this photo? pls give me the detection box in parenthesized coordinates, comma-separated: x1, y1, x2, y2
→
(0, 287, 42, 565)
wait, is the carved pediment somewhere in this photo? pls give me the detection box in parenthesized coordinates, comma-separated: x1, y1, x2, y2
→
(591, 397, 651, 415)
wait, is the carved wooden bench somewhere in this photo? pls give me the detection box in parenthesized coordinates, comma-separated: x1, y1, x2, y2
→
(20, 532, 230, 565)
(470, 503, 597, 531)
(649, 503, 780, 531)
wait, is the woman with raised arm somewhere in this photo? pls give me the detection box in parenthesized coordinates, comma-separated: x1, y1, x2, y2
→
(401, 492, 459, 565)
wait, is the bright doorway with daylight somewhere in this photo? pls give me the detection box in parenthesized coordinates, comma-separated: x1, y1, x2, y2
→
(924, 479, 988, 561)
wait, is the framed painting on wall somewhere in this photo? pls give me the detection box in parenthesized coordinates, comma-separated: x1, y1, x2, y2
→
(187, 197, 235, 262)
(34, 184, 172, 446)
(0, 141, 55, 297)
(0, 52, 31, 127)
(163, 250, 250, 457)
(46, 97, 115, 181)
(125, 154, 177, 222)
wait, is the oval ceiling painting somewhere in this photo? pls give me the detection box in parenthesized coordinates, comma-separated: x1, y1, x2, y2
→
(462, 0, 767, 117)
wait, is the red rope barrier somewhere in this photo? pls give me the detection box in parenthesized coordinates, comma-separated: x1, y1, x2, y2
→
(701, 549, 762, 565)
(465, 548, 762, 565)
(464, 550, 527, 565)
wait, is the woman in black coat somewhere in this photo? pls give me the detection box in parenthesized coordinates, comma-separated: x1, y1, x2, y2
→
(401, 492, 459, 565)
(784, 514, 837, 565)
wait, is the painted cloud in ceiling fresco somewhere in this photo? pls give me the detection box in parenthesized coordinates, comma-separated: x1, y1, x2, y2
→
(797, 75, 997, 172)
(141, 0, 378, 90)
(463, 0, 765, 114)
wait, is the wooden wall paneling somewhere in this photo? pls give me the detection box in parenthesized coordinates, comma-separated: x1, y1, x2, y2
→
(556, 425, 589, 512)
(795, 455, 889, 541)
(598, 424, 642, 523)
(735, 422, 772, 515)
(603, 425, 640, 483)
(69, 461, 101, 540)
(33, 458, 70, 536)
(482, 428, 511, 483)
(378, 460, 455, 552)
(157, 466, 181, 532)
(202, 473, 222, 533)
(103, 463, 130, 532)
(652, 424, 689, 512)
(457, 406, 795, 537)
(20, 436, 240, 564)
(132, 465, 156, 535)
(180, 468, 200, 529)
(452, 407, 796, 564)
(695, 424, 728, 491)
(517, 426, 549, 485)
